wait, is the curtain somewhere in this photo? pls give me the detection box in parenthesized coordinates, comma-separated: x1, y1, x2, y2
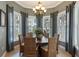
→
(36, 15, 43, 29)
(65, 6, 69, 51)
(6, 5, 14, 51)
(20, 11, 28, 36)
(66, 2, 76, 56)
(50, 11, 58, 36)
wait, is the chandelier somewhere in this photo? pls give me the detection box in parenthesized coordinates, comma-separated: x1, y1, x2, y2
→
(33, 2, 46, 15)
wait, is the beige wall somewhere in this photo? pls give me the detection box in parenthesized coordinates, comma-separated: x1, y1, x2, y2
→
(46, 1, 73, 15)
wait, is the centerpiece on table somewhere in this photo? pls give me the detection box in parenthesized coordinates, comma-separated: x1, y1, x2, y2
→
(35, 28, 43, 42)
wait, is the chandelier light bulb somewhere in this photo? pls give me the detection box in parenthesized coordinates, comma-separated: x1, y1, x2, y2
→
(33, 8, 35, 11)
(34, 10, 37, 13)
(44, 10, 46, 12)
(36, 6, 39, 9)
(41, 7, 45, 10)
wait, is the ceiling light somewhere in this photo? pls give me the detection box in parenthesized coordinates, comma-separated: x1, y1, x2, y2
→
(33, 1, 46, 15)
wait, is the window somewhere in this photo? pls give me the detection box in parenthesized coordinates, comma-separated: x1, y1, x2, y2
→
(14, 11, 22, 41)
(42, 16, 51, 37)
(57, 11, 66, 42)
(27, 16, 37, 34)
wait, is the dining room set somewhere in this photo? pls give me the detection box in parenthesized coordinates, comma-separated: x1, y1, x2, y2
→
(18, 29, 59, 57)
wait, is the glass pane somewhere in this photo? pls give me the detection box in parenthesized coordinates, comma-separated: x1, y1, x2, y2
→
(42, 16, 50, 37)
(57, 11, 66, 42)
(27, 16, 37, 37)
(14, 11, 22, 41)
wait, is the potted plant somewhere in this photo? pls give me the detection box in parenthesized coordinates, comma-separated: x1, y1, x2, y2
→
(35, 28, 43, 41)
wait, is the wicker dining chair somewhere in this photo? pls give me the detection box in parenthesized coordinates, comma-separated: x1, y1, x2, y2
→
(54, 34, 60, 54)
(24, 37, 38, 57)
(41, 37, 58, 57)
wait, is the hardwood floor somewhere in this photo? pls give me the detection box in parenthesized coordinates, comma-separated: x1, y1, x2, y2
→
(5, 45, 72, 57)
(5, 45, 20, 57)
(56, 46, 72, 57)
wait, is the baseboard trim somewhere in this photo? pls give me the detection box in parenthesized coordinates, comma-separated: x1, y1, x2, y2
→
(2, 51, 7, 57)
(59, 41, 66, 47)
(59, 45, 65, 50)
(14, 41, 19, 46)
(59, 41, 76, 57)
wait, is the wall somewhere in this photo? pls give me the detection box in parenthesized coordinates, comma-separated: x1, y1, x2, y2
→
(0, 1, 7, 57)
(0, 1, 26, 13)
(0, 27, 6, 56)
(0, 1, 27, 56)
(46, 1, 73, 15)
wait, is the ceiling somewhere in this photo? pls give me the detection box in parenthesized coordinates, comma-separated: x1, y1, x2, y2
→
(15, 1, 63, 9)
